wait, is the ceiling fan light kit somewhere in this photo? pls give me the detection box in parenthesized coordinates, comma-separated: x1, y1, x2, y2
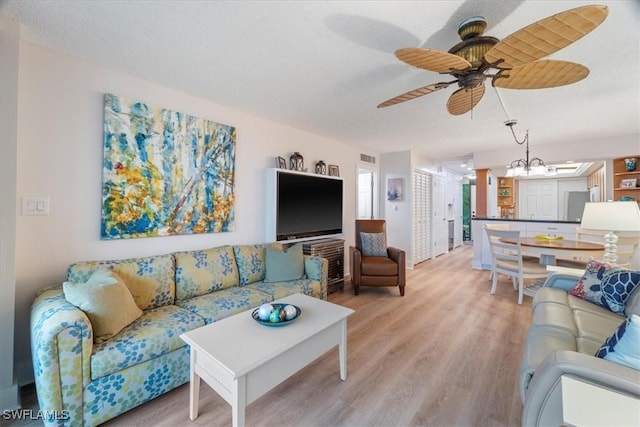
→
(377, 5, 609, 115)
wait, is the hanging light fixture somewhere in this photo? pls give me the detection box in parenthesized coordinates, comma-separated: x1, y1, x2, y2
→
(504, 119, 554, 177)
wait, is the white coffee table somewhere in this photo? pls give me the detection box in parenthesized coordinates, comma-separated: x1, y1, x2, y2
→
(179, 293, 354, 427)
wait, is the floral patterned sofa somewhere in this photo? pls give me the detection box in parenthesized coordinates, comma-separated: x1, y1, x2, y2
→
(30, 244, 328, 427)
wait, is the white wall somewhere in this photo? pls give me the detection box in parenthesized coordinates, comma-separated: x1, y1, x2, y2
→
(11, 41, 367, 384)
(0, 17, 20, 411)
(379, 151, 412, 265)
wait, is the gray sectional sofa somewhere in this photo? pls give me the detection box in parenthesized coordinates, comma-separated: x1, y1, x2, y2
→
(520, 269, 640, 426)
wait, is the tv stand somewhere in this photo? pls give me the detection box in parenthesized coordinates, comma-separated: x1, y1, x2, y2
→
(302, 238, 344, 294)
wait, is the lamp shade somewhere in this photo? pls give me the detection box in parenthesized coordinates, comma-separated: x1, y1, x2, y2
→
(580, 202, 640, 231)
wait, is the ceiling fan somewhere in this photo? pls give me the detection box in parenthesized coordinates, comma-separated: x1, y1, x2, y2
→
(377, 5, 608, 115)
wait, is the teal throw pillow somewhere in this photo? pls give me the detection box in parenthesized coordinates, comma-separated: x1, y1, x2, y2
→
(264, 243, 304, 282)
(360, 232, 388, 257)
(304, 256, 323, 281)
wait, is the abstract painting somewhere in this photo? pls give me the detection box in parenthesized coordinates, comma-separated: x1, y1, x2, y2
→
(101, 93, 236, 239)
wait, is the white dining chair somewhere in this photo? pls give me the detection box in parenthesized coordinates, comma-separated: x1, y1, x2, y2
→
(484, 223, 540, 281)
(484, 223, 511, 282)
(485, 226, 549, 305)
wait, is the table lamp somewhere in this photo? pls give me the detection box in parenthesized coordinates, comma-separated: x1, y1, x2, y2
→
(580, 201, 640, 264)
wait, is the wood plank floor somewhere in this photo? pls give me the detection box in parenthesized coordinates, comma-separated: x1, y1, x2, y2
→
(15, 245, 534, 426)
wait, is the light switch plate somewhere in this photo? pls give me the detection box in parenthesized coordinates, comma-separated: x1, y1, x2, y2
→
(22, 196, 49, 216)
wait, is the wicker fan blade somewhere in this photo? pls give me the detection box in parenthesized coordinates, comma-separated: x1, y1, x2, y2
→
(493, 60, 589, 89)
(485, 5, 608, 69)
(396, 48, 471, 73)
(378, 81, 454, 108)
(446, 84, 485, 116)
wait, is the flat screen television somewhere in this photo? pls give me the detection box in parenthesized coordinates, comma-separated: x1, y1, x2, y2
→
(267, 169, 343, 242)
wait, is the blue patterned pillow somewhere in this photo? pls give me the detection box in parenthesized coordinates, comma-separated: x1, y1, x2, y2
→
(595, 314, 640, 370)
(601, 270, 640, 314)
(360, 232, 388, 257)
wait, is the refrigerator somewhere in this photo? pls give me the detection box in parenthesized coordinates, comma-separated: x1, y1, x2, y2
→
(566, 191, 591, 222)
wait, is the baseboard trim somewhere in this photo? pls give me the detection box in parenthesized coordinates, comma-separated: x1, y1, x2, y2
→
(0, 383, 20, 412)
(15, 360, 34, 387)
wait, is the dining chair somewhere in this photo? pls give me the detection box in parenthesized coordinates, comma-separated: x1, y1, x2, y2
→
(484, 223, 540, 281)
(484, 223, 511, 282)
(484, 226, 549, 305)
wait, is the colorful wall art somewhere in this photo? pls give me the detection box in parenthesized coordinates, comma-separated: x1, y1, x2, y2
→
(101, 93, 236, 239)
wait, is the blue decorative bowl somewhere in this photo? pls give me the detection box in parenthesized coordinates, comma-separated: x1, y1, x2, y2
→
(251, 303, 301, 327)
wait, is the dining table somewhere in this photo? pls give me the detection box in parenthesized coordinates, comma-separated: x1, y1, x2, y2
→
(500, 237, 605, 266)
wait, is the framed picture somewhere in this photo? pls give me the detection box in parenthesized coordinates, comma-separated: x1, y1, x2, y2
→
(387, 177, 403, 201)
(328, 164, 340, 176)
(102, 93, 236, 239)
(276, 156, 287, 169)
(620, 178, 637, 188)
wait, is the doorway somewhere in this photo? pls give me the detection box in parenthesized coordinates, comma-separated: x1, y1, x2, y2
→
(463, 183, 471, 241)
(519, 180, 558, 220)
(357, 167, 378, 219)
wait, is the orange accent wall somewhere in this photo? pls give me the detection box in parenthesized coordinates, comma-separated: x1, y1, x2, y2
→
(475, 169, 489, 217)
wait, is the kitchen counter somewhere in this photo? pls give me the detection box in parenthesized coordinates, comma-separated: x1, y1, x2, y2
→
(472, 217, 580, 224)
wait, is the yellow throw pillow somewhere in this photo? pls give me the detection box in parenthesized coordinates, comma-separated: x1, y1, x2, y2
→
(63, 269, 143, 343)
(113, 263, 161, 311)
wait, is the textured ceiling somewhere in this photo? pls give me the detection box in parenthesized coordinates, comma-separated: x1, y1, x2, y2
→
(2, 0, 638, 169)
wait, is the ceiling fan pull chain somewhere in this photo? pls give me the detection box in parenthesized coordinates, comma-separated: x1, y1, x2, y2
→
(494, 87, 511, 121)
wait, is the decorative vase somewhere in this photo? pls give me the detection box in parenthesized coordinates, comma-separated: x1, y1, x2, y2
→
(625, 158, 637, 172)
(289, 152, 304, 172)
(315, 160, 327, 175)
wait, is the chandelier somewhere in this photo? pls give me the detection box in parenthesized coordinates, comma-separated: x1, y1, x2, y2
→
(504, 119, 556, 177)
